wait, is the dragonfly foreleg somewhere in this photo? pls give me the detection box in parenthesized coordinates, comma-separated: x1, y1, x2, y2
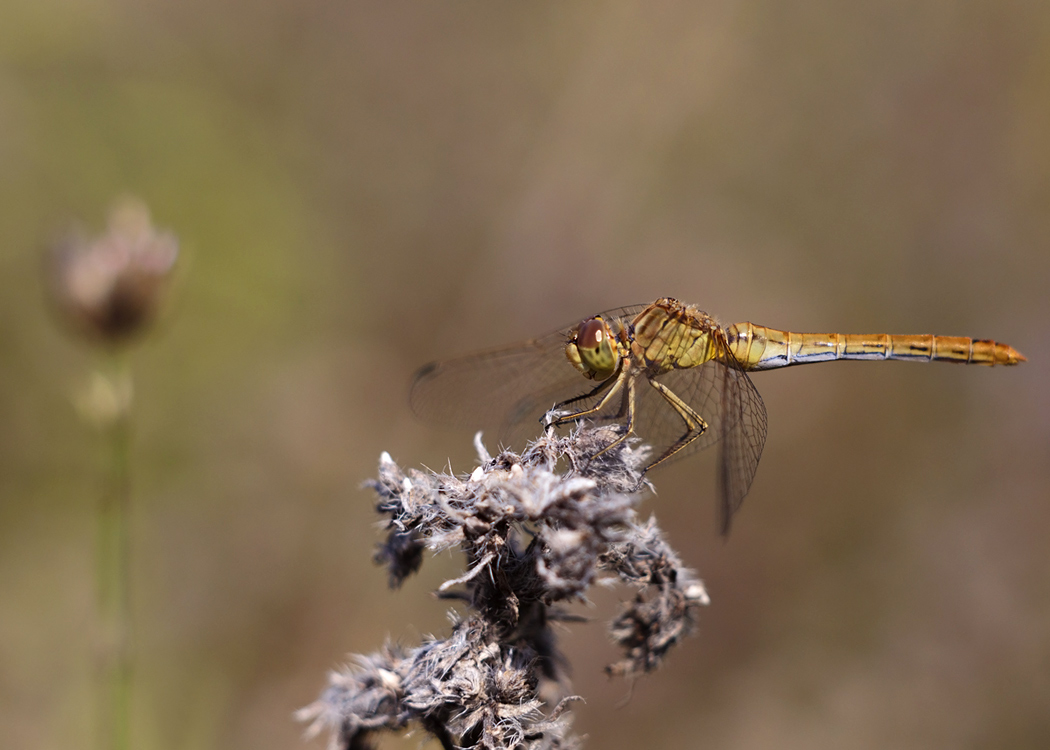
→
(644, 377, 708, 472)
(547, 366, 639, 462)
(547, 365, 626, 428)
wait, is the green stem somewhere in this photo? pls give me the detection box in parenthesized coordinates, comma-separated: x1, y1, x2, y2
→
(96, 355, 133, 750)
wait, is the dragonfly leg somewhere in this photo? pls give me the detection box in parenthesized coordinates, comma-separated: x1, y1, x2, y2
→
(546, 375, 617, 428)
(561, 367, 634, 427)
(644, 377, 708, 472)
(586, 374, 637, 460)
(548, 366, 627, 427)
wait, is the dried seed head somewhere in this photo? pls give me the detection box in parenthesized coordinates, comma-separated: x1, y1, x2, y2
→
(49, 197, 178, 346)
(308, 426, 708, 749)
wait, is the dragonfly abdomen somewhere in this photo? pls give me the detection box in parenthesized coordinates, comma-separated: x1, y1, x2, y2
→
(725, 323, 1026, 370)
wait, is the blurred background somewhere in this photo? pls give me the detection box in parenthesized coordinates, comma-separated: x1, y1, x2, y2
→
(1, 1, 1048, 748)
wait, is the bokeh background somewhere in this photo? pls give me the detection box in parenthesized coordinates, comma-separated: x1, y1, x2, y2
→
(2, 1, 1048, 748)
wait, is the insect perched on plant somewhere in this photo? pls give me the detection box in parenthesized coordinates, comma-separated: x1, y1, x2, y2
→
(411, 297, 1025, 534)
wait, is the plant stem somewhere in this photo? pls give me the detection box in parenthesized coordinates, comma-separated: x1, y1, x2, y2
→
(96, 355, 133, 750)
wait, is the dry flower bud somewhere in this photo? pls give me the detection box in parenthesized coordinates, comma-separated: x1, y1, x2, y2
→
(49, 197, 178, 345)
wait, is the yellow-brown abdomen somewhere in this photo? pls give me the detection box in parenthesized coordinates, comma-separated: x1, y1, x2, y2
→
(725, 323, 1026, 370)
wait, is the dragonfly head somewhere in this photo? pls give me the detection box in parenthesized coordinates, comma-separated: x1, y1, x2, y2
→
(566, 316, 619, 381)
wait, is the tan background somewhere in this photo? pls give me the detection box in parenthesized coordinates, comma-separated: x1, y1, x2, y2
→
(1, 1, 1048, 748)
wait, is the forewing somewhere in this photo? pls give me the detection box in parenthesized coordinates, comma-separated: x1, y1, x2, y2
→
(410, 304, 650, 449)
(410, 329, 576, 447)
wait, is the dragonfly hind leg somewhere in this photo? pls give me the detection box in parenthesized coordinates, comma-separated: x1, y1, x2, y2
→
(644, 377, 708, 473)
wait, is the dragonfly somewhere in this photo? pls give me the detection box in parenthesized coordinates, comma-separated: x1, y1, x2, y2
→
(410, 297, 1026, 535)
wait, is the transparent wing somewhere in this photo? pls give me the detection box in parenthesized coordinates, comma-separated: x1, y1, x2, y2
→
(410, 329, 580, 449)
(715, 363, 767, 535)
(410, 304, 649, 448)
(628, 350, 767, 534)
(631, 362, 727, 460)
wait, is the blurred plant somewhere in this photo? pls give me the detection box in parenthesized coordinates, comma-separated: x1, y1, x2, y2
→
(49, 197, 178, 347)
(300, 425, 709, 750)
(46, 197, 178, 750)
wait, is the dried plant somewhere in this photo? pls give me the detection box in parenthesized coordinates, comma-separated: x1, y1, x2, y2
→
(301, 424, 709, 749)
(46, 197, 179, 750)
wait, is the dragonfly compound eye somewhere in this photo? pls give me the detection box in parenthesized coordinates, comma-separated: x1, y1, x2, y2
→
(567, 317, 618, 381)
